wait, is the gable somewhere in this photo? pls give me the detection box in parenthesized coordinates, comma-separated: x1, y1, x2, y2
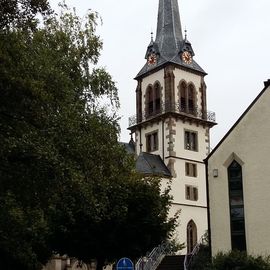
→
(207, 80, 270, 162)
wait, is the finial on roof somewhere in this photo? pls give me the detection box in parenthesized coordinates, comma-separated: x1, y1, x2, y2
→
(184, 27, 187, 41)
(151, 31, 154, 42)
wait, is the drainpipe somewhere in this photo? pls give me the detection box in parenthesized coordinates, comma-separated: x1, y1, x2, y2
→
(162, 119, 165, 161)
(204, 158, 212, 259)
(139, 127, 142, 153)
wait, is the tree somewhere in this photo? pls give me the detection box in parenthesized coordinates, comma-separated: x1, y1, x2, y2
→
(0, 0, 51, 29)
(0, 3, 177, 270)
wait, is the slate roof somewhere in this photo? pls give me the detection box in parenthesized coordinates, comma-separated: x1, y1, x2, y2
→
(136, 0, 206, 79)
(136, 152, 172, 177)
(120, 140, 136, 155)
(120, 141, 172, 177)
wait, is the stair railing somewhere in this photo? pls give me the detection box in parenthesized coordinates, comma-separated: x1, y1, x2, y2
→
(135, 242, 173, 270)
(183, 232, 208, 270)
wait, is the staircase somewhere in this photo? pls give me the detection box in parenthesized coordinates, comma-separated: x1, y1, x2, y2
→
(156, 255, 185, 270)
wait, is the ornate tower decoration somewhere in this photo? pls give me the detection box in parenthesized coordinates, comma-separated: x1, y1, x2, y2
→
(128, 0, 216, 253)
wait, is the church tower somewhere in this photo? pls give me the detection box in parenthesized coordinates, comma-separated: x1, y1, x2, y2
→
(128, 0, 216, 253)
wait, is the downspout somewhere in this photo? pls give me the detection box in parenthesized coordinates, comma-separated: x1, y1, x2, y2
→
(162, 119, 165, 161)
(204, 158, 212, 259)
(139, 127, 142, 153)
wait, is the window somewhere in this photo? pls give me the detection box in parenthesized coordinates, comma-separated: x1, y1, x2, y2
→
(180, 81, 187, 112)
(179, 82, 196, 115)
(154, 83, 161, 113)
(188, 84, 195, 114)
(146, 83, 161, 118)
(185, 162, 197, 177)
(146, 131, 158, 152)
(228, 160, 246, 251)
(187, 220, 197, 253)
(147, 86, 154, 116)
(185, 185, 198, 201)
(184, 130, 198, 151)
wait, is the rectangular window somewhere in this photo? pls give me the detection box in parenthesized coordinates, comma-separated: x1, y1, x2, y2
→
(185, 185, 198, 201)
(184, 130, 198, 151)
(185, 162, 197, 177)
(146, 131, 158, 152)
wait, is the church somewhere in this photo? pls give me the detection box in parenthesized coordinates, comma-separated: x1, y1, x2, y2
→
(127, 0, 216, 254)
(43, 0, 270, 269)
(43, 1, 216, 269)
(128, 0, 270, 261)
(206, 79, 270, 257)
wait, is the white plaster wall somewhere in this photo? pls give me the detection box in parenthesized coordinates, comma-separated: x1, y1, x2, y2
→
(208, 86, 270, 256)
(169, 159, 207, 206)
(169, 203, 208, 254)
(173, 121, 209, 160)
(139, 120, 163, 155)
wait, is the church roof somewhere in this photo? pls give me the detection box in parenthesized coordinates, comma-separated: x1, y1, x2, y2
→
(156, 0, 183, 60)
(136, 152, 172, 177)
(120, 142, 171, 177)
(120, 140, 136, 155)
(136, 0, 206, 79)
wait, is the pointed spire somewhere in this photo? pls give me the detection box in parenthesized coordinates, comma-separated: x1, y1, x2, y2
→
(135, 0, 206, 79)
(155, 0, 183, 59)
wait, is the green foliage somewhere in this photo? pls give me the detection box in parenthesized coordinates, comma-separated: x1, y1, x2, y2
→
(190, 244, 211, 270)
(190, 248, 270, 270)
(0, 2, 177, 270)
(210, 250, 270, 270)
(0, 0, 51, 30)
(168, 237, 185, 253)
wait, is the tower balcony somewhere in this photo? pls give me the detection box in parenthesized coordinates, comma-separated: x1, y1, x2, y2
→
(128, 102, 216, 127)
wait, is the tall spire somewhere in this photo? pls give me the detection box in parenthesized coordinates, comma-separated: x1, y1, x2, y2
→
(135, 0, 206, 79)
(155, 0, 183, 59)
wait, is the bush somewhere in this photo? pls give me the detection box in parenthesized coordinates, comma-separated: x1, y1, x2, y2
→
(190, 244, 211, 270)
(210, 250, 270, 270)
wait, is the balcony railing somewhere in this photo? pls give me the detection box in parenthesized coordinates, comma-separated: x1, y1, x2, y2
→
(128, 102, 216, 127)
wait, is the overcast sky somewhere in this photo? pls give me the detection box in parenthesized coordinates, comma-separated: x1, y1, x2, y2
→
(50, 0, 270, 148)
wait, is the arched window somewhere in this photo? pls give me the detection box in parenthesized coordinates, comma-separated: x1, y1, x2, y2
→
(187, 220, 197, 253)
(188, 84, 195, 114)
(154, 83, 161, 113)
(146, 83, 161, 118)
(228, 160, 246, 251)
(146, 86, 154, 116)
(179, 82, 197, 115)
(180, 81, 187, 112)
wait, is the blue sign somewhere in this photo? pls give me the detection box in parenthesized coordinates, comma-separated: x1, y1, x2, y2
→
(116, 258, 134, 270)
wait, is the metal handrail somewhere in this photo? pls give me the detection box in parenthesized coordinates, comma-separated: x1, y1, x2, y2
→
(183, 232, 208, 270)
(135, 242, 173, 270)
